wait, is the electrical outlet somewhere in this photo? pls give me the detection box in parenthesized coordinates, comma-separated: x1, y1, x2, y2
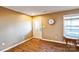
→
(2, 42, 5, 46)
(55, 36, 58, 39)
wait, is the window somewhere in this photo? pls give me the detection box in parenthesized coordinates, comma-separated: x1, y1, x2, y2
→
(64, 14, 79, 39)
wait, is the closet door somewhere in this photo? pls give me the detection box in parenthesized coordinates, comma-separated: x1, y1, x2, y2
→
(33, 16, 42, 39)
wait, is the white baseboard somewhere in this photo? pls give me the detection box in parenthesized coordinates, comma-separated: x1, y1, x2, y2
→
(1, 37, 33, 52)
(41, 39, 65, 44)
(41, 38, 79, 46)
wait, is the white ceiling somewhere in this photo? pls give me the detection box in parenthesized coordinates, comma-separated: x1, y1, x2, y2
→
(5, 6, 79, 16)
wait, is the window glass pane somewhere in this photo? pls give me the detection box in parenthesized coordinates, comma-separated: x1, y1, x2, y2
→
(71, 19, 79, 26)
(64, 15, 79, 39)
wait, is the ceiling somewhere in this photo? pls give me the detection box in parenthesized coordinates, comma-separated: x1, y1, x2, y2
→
(5, 6, 79, 16)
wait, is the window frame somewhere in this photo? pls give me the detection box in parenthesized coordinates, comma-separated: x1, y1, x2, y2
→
(63, 14, 79, 39)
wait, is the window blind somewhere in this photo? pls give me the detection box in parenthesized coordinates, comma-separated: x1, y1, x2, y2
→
(64, 14, 79, 39)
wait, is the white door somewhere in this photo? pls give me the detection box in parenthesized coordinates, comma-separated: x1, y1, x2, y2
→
(33, 16, 42, 39)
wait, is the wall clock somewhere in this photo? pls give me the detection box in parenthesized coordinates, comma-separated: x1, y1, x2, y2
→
(48, 19, 55, 25)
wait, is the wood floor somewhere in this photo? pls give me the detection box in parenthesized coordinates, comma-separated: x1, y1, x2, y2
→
(6, 38, 79, 52)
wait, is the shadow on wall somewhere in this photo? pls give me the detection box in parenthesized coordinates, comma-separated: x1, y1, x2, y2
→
(0, 18, 32, 51)
(0, 7, 32, 51)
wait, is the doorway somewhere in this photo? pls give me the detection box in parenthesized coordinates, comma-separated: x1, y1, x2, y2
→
(33, 16, 42, 39)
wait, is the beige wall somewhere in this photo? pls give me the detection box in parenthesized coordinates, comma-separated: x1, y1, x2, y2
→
(0, 7, 32, 51)
(37, 9, 79, 42)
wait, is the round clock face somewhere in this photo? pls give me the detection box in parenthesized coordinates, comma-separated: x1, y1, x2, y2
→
(48, 19, 55, 25)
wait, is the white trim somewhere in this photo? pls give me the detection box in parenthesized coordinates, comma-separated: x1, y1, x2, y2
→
(1, 37, 33, 52)
(41, 39, 65, 44)
(41, 38, 79, 46)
